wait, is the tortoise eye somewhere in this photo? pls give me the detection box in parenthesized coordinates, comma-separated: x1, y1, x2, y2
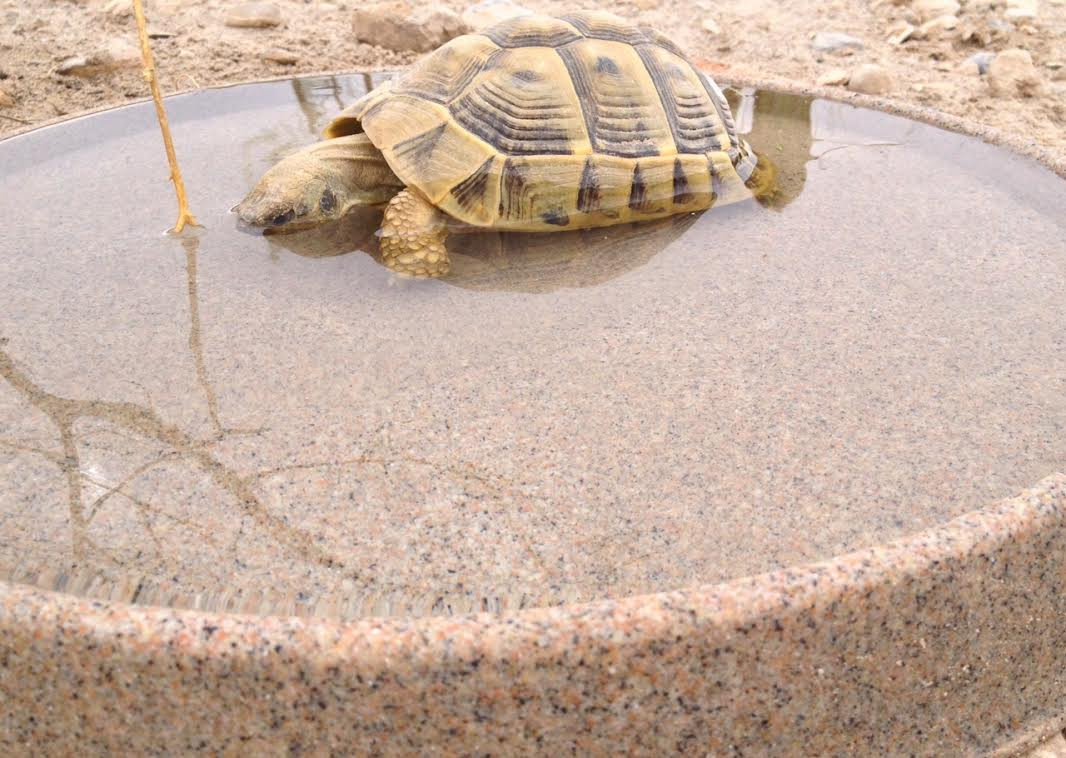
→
(271, 209, 295, 226)
(320, 187, 337, 213)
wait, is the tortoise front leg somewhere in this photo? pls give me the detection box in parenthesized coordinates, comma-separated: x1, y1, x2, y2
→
(379, 189, 451, 277)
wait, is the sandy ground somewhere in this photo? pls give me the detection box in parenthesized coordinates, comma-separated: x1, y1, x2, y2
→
(0, 0, 1063, 155)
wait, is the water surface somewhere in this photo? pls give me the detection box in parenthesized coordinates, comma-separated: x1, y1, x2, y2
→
(1, 75, 1064, 618)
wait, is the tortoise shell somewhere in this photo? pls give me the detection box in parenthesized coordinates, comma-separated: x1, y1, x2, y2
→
(326, 11, 759, 231)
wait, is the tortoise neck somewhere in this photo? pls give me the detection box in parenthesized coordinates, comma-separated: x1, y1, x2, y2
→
(311, 134, 402, 190)
(302, 134, 404, 212)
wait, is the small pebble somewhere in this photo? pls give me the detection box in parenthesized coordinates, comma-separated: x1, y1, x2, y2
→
(262, 48, 299, 64)
(102, 0, 131, 17)
(847, 63, 895, 94)
(225, 2, 283, 28)
(811, 32, 865, 53)
(912, 0, 960, 22)
(701, 17, 721, 35)
(0, 86, 14, 108)
(955, 21, 994, 46)
(817, 68, 850, 86)
(58, 56, 97, 76)
(987, 47, 1043, 96)
(915, 13, 959, 38)
(885, 20, 915, 44)
(460, 0, 531, 31)
(57, 38, 140, 77)
(1004, 0, 1038, 20)
(965, 51, 996, 75)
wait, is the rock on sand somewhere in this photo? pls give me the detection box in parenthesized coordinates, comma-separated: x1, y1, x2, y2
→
(847, 63, 895, 94)
(353, 1, 468, 52)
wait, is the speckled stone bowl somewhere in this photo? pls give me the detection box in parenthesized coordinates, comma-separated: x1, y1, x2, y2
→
(2, 79, 1066, 755)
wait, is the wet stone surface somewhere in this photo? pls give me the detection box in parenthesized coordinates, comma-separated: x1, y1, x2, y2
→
(0, 75, 1064, 618)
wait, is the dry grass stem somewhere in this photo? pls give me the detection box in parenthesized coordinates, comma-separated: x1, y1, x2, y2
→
(132, 0, 199, 233)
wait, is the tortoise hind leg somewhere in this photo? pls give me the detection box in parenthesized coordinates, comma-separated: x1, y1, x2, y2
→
(379, 189, 451, 277)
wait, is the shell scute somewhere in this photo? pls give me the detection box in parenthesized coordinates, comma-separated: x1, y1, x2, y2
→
(363, 95, 497, 206)
(448, 46, 591, 156)
(634, 42, 729, 154)
(556, 38, 674, 158)
(391, 35, 500, 104)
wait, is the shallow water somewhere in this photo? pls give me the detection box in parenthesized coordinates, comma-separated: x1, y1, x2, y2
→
(1, 75, 1064, 618)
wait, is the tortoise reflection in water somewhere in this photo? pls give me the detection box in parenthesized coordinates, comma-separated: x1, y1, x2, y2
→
(236, 11, 778, 278)
(269, 207, 702, 294)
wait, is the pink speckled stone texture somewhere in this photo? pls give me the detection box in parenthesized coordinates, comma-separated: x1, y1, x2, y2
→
(0, 474, 1064, 754)
(1, 76, 1066, 754)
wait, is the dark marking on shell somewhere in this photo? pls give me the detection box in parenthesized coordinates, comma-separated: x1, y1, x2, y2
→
(512, 69, 541, 82)
(450, 83, 573, 155)
(672, 158, 692, 204)
(498, 158, 530, 219)
(666, 62, 689, 82)
(577, 158, 601, 212)
(708, 155, 721, 206)
(541, 209, 570, 226)
(734, 148, 758, 184)
(595, 56, 620, 75)
(451, 157, 495, 212)
(392, 122, 447, 165)
(628, 164, 649, 211)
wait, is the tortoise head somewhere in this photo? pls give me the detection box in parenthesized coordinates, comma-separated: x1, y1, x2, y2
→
(235, 134, 404, 232)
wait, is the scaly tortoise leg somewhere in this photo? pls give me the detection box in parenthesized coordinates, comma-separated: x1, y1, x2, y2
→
(379, 189, 450, 277)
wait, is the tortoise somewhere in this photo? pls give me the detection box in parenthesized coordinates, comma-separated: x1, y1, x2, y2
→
(235, 10, 776, 277)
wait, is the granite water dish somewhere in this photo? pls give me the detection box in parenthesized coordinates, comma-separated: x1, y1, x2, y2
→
(1, 75, 1065, 754)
